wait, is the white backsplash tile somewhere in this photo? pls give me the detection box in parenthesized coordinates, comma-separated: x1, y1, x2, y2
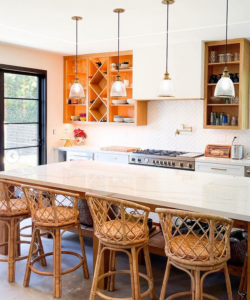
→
(79, 100, 250, 157)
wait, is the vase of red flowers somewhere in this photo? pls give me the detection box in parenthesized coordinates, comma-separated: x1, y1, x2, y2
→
(74, 128, 87, 146)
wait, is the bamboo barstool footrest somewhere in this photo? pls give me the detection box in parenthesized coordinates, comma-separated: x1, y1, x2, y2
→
(86, 193, 157, 300)
(156, 208, 234, 300)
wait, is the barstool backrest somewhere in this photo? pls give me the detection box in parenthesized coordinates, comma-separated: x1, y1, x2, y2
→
(156, 208, 233, 265)
(86, 193, 150, 246)
(0, 179, 29, 216)
(22, 185, 79, 226)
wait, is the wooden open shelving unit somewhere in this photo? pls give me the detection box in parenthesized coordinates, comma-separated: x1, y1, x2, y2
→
(204, 38, 250, 130)
(63, 50, 147, 126)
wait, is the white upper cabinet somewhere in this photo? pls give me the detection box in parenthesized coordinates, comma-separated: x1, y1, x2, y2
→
(133, 41, 204, 100)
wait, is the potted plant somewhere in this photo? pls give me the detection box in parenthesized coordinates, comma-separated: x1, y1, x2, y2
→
(74, 128, 87, 146)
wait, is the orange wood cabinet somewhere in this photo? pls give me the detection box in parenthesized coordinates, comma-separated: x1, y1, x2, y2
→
(63, 51, 148, 126)
(204, 38, 250, 130)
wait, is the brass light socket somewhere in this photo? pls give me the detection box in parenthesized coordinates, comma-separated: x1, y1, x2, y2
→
(162, 0, 175, 5)
(72, 16, 82, 21)
(163, 72, 171, 80)
(115, 74, 122, 81)
(222, 67, 230, 78)
(113, 8, 125, 13)
(74, 76, 80, 83)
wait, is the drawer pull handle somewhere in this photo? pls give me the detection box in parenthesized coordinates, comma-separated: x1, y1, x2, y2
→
(211, 168, 227, 171)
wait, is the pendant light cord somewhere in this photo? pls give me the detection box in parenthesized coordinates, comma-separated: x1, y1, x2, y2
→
(166, 3, 169, 72)
(118, 12, 120, 73)
(225, 0, 229, 67)
(76, 19, 78, 76)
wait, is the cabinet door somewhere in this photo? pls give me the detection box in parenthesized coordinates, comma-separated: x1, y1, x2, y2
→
(195, 162, 245, 176)
(94, 153, 129, 164)
(133, 41, 203, 99)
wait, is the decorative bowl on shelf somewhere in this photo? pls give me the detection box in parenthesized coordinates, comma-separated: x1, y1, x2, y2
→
(127, 99, 135, 105)
(112, 100, 127, 105)
(113, 115, 124, 122)
(124, 118, 134, 123)
(71, 116, 80, 121)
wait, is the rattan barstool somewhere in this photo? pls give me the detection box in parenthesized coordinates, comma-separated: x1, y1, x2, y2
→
(86, 193, 156, 300)
(22, 185, 89, 299)
(0, 179, 45, 282)
(156, 208, 234, 300)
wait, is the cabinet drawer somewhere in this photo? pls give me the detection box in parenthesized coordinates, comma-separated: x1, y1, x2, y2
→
(195, 162, 245, 176)
(94, 153, 129, 164)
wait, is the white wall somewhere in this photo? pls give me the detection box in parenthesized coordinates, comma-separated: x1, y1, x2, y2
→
(0, 43, 74, 163)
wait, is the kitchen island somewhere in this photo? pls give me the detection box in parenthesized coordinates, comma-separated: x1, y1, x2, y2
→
(0, 160, 250, 297)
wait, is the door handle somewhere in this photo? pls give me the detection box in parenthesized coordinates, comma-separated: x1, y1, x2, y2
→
(211, 167, 227, 171)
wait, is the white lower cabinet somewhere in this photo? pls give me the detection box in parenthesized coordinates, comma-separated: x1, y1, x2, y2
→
(94, 153, 129, 164)
(195, 162, 245, 177)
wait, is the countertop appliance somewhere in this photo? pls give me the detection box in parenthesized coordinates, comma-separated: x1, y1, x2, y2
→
(66, 151, 94, 161)
(231, 136, 244, 160)
(129, 149, 204, 171)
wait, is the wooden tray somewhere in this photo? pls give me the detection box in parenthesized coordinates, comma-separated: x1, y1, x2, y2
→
(100, 146, 140, 152)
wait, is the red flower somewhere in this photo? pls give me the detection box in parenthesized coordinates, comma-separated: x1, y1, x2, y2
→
(74, 128, 87, 138)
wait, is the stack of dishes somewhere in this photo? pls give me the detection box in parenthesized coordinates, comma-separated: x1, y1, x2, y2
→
(124, 118, 134, 123)
(112, 100, 127, 105)
(113, 115, 124, 123)
(127, 99, 135, 105)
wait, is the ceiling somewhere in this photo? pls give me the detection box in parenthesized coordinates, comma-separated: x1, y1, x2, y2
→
(0, 0, 250, 55)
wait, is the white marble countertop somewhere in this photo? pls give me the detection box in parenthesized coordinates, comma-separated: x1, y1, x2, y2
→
(54, 146, 132, 156)
(195, 156, 250, 167)
(0, 160, 250, 222)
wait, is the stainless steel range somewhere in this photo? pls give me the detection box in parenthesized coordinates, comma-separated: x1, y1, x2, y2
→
(129, 149, 203, 171)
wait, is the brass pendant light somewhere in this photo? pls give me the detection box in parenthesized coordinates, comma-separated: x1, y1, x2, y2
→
(158, 0, 175, 97)
(214, 0, 235, 98)
(110, 8, 127, 98)
(69, 16, 85, 99)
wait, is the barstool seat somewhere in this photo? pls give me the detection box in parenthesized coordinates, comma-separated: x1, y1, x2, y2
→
(0, 198, 29, 214)
(170, 234, 226, 261)
(35, 207, 79, 224)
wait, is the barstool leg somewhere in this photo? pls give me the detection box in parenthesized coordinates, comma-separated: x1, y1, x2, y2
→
(131, 247, 141, 300)
(159, 259, 171, 300)
(108, 250, 117, 292)
(194, 270, 201, 300)
(77, 223, 89, 279)
(90, 242, 103, 300)
(23, 227, 37, 287)
(224, 264, 233, 300)
(143, 245, 157, 300)
(8, 218, 15, 282)
(53, 229, 62, 299)
(36, 229, 47, 267)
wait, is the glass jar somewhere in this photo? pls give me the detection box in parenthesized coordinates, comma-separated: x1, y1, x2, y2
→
(225, 53, 233, 62)
(218, 54, 225, 63)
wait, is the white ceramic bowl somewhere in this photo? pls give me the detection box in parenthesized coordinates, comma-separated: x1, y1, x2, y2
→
(112, 100, 127, 105)
(127, 99, 135, 105)
(114, 118, 124, 122)
(124, 118, 134, 123)
(71, 116, 80, 121)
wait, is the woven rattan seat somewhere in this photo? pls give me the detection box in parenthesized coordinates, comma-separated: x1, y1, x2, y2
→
(86, 193, 156, 300)
(35, 207, 79, 223)
(170, 234, 225, 260)
(22, 185, 89, 299)
(156, 208, 234, 300)
(100, 219, 146, 241)
(0, 198, 29, 215)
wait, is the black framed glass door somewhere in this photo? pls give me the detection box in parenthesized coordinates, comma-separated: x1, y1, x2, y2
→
(0, 65, 47, 171)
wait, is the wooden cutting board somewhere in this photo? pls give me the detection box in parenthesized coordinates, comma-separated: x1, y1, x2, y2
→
(100, 146, 140, 152)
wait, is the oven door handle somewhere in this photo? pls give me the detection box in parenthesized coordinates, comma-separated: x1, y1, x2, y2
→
(211, 167, 227, 171)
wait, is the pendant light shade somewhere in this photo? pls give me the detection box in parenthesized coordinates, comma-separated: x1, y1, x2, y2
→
(158, 0, 174, 97)
(111, 8, 127, 98)
(214, 68, 235, 98)
(69, 16, 85, 99)
(214, 0, 235, 98)
(158, 72, 174, 97)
